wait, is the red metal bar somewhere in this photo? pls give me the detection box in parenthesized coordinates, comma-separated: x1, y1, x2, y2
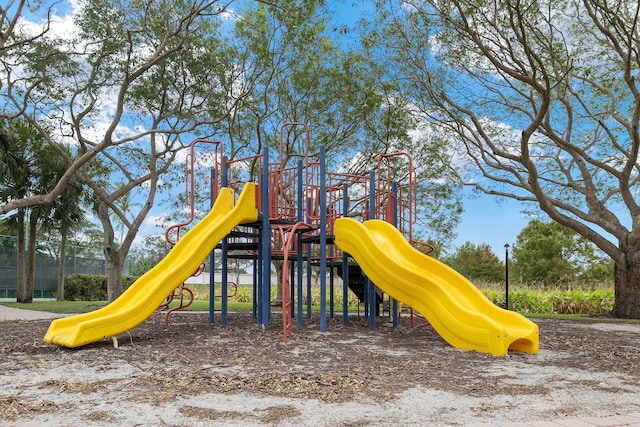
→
(162, 285, 194, 326)
(277, 222, 316, 343)
(376, 152, 416, 240)
(165, 139, 222, 245)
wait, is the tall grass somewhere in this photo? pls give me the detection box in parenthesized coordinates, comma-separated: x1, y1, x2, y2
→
(476, 280, 614, 315)
(481, 288, 614, 315)
(190, 282, 615, 315)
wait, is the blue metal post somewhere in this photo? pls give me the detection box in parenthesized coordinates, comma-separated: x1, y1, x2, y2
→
(221, 157, 229, 326)
(256, 189, 263, 321)
(260, 146, 271, 329)
(391, 181, 399, 328)
(368, 169, 376, 331)
(209, 168, 216, 325)
(342, 183, 349, 325)
(319, 146, 327, 332)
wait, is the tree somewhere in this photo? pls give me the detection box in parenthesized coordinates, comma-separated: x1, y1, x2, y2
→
(0, 126, 24, 180)
(372, 0, 640, 318)
(129, 235, 171, 276)
(48, 167, 86, 302)
(210, 1, 460, 303)
(219, 1, 380, 164)
(220, 0, 379, 301)
(513, 219, 612, 286)
(2, 0, 245, 302)
(0, 0, 237, 215)
(108, 181, 142, 246)
(1, 120, 86, 302)
(512, 220, 579, 285)
(0, 121, 29, 301)
(230, 0, 460, 234)
(450, 241, 504, 283)
(0, 120, 44, 302)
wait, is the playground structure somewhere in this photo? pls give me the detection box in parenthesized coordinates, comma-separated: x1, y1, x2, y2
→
(44, 123, 539, 356)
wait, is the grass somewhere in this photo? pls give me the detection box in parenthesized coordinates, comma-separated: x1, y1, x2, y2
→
(1, 299, 253, 314)
(3, 282, 636, 322)
(1, 300, 107, 314)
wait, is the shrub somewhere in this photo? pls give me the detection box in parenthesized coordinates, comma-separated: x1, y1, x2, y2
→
(482, 288, 614, 315)
(64, 274, 106, 301)
(64, 274, 139, 301)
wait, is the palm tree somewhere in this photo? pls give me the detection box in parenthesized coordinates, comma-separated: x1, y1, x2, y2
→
(0, 122, 30, 302)
(1, 120, 87, 302)
(0, 128, 23, 180)
(46, 154, 87, 301)
(28, 135, 90, 302)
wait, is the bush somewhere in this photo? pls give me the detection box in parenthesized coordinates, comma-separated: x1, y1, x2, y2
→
(482, 288, 614, 315)
(64, 274, 139, 301)
(64, 274, 106, 301)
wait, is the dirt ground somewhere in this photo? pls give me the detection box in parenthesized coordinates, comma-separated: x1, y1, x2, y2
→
(1, 311, 639, 426)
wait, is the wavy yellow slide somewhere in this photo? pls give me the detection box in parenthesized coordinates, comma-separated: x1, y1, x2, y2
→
(334, 218, 538, 356)
(44, 183, 258, 348)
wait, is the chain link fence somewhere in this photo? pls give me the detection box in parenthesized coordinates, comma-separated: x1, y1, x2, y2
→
(0, 235, 130, 298)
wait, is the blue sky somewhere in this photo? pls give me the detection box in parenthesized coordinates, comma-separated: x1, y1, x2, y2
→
(454, 189, 534, 256)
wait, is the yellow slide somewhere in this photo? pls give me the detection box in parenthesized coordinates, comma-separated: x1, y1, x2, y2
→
(44, 184, 258, 348)
(334, 218, 538, 356)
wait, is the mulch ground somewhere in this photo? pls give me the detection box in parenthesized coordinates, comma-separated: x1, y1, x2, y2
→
(1, 311, 639, 424)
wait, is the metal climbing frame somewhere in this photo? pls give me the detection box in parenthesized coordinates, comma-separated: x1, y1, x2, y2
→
(187, 122, 427, 339)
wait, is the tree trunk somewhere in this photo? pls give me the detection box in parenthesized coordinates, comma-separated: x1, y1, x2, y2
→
(105, 247, 124, 303)
(18, 211, 37, 303)
(15, 212, 26, 302)
(97, 202, 124, 303)
(614, 251, 640, 319)
(56, 232, 68, 301)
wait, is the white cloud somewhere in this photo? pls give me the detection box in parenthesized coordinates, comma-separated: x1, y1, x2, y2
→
(17, 0, 80, 40)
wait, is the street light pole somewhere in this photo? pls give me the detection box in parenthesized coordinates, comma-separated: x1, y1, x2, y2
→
(504, 243, 510, 311)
